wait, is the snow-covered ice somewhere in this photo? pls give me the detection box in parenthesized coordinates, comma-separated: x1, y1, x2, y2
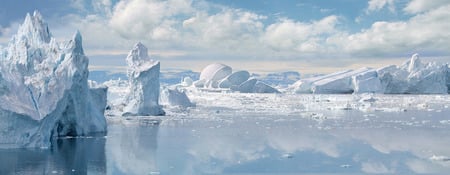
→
(291, 54, 449, 94)
(313, 67, 372, 94)
(0, 11, 107, 148)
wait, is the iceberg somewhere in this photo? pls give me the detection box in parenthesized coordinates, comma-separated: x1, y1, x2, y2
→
(378, 54, 448, 94)
(352, 70, 382, 93)
(160, 88, 195, 108)
(0, 11, 107, 148)
(122, 42, 165, 116)
(291, 54, 448, 94)
(193, 63, 279, 93)
(253, 81, 280, 93)
(219, 70, 250, 89)
(236, 78, 257, 93)
(290, 70, 352, 93)
(312, 67, 372, 94)
(199, 63, 232, 88)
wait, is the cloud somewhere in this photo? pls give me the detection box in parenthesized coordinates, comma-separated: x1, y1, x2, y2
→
(263, 15, 340, 53)
(366, 0, 396, 13)
(27, 0, 449, 65)
(403, 0, 450, 14)
(329, 4, 450, 56)
(0, 22, 20, 45)
(182, 9, 266, 53)
(361, 161, 394, 174)
(109, 0, 192, 40)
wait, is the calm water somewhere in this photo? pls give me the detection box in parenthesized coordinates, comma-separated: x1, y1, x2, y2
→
(1, 110, 450, 174)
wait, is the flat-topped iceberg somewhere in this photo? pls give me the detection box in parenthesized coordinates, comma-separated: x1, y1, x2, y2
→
(122, 43, 165, 116)
(290, 54, 449, 94)
(0, 11, 107, 148)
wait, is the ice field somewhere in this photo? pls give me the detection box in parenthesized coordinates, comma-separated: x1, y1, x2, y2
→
(2, 90, 450, 174)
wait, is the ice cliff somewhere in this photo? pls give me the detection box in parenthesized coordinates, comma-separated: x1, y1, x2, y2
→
(0, 11, 107, 148)
(122, 43, 165, 116)
(192, 63, 280, 93)
(290, 54, 449, 94)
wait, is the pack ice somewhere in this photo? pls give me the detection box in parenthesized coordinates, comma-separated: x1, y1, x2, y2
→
(291, 54, 449, 94)
(122, 43, 165, 116)
(192, 63, 279, 93)
(0, 11, 107, 148)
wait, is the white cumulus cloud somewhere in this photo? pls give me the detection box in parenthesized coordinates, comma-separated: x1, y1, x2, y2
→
(263, 15, 340, 53)
(366, 0, 396, 13)
(403, 0, 450, 14)
(329, 4, 450, 56)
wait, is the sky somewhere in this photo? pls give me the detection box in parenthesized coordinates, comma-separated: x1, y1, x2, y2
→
(0, 0, 449, 73)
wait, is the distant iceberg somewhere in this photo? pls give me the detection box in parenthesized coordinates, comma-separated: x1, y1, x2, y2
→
(290, 54, 449, 94)
(192, 63, 280, 93)
(0, 11, 107, 148)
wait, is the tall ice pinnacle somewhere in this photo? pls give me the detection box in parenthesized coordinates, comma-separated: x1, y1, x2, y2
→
(0, 11, 107, 148)
(408, 53, 422, 72)
(123, 42, 165, 116)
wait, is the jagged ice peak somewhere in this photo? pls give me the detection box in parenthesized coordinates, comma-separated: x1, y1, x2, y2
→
(15, 10, 52, 46)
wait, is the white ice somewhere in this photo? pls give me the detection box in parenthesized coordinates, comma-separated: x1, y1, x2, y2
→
(0, 11, 107, 148)
(122, 43, 165, 116)
(291, 54, 449, 94)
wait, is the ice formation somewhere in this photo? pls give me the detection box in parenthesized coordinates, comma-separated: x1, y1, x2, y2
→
(352, 70, 382, 93)
(193, 63, 279, 93)
(291, 54, 449, 94)
(379, 54, 448, 94)
(312, 67, 372, 94)
(160, 88, 195, 108)
(0, 11, 107, 148)
(122, 42, 165, 116)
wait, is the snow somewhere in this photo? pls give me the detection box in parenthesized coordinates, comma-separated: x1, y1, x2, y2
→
(0, 11, 107, 148)
(122, 43, 165, 116)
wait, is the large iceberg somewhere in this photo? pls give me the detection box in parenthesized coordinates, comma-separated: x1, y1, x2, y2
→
(0, 11, 107, 148)
(291, 54, 449, 94)
(290, 70, 352, 93)
(352, 69, 382, 93)
(378, 54, 448, 94)
(312, 67, 372, 94)
(122, 43, 165, 116)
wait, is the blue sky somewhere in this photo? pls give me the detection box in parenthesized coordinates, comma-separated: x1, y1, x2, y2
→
(0, 0, 449, 73)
